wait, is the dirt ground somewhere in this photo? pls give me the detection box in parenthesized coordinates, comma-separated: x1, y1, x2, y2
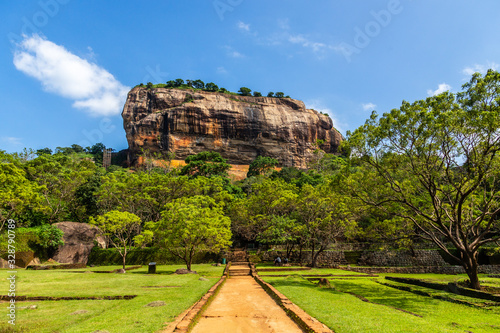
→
(190, 276, 304, 333)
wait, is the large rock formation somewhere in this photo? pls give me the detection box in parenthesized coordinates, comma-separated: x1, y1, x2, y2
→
(122, 87, 343, 169)
(52, 222, 100, 265)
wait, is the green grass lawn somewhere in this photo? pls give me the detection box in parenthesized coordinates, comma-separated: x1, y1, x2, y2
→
(261, 271, 500, 333)
(0, 264, 224, 333)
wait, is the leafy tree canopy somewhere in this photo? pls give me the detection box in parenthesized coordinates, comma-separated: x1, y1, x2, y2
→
(146, 195, 231, 271)
(346, 69, 500, 289)
(247, 156, 279, 178)
(180, 151, 230, 178)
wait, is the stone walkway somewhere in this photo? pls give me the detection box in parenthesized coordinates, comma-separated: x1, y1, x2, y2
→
(190, 263, 303, 333)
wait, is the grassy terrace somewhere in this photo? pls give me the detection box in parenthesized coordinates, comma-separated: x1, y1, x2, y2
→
(257, 264, 500, 333)
(0, 264, 224, 333)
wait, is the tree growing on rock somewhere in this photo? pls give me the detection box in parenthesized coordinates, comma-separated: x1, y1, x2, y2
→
(238, 87, 252, 96)
(90, 210, 141, 270)
(247, 156, 279, 177)
(180, 151, 230, 178)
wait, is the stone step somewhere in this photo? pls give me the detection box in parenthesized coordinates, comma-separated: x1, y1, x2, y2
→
(229, 272, 252, 276)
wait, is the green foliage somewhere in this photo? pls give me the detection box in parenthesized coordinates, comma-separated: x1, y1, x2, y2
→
(34, 224, 64, 249)
(204, 82, 218, 92)
(346, 69, 500, 289)
(256, 215, 301, 246)
(0, 151, 47, 230)
(90, 210, 142, 269)
(73, 169, 103, 222)
(36, 148, 52, 156)
(192, 79, 205, 89)
(247, 155, 279, 177)
(180, 151, 230, 178)
(238, 87, 252, 96)
(138, 79, 292, 98)
(24, 153, 96, 223)
(147, 195, 232, 270)
(270, 167, 324, 187)
(0, 227, 38, 254)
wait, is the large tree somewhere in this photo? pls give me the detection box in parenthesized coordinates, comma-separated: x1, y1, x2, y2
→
(90, 210, 141, 269)
(295, 183, 355, 267)
(347, 70, 500, 289)
(148, 195, 231, 271)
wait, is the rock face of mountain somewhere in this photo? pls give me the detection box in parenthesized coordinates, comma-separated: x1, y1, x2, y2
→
(122, 87, 343, 168)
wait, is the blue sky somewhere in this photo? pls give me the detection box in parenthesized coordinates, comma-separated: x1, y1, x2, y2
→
(1, 0, 500, 153)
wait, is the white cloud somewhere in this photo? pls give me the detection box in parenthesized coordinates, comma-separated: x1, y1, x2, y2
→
(1, 137, 22, 146)
(224, 45, 245, 58)
(277, 18, 290, 30)
(237, 21, 250, 32)
(216, 66, 228, 74)
(427, 83, 451, 96)
(306, 100, 347, 135)
(230, 51, 244, 58)
(13, 35, 129, 117)
(462, 62, 499, 76)
(288, 34, 330, 53)
(362, 103, 376, 111)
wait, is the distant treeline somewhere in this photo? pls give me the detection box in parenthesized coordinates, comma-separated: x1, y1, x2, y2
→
(136, 79, 290, 98)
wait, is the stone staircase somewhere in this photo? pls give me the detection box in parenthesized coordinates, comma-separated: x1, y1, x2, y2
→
(228, 250, 251, 276)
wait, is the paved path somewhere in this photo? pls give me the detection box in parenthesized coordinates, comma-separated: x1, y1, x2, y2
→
(191, 264, 303, 333)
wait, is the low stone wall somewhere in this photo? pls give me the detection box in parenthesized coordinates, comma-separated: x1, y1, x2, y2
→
(256, 249, 460, 268)
(358, 250, 449, 267)
(258, 250, 346, 267)
(344, 265, 500, 275)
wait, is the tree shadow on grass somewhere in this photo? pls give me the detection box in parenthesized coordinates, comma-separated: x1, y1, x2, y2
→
(269, 277, 437, 316)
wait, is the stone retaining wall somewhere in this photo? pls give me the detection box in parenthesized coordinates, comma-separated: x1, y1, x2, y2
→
(344, 265, 500, 275)
(358, 250, 449, 267)
(256, 249, 458, 268)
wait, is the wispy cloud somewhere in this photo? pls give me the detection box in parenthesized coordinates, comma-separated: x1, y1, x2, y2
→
(234, 19, 335, 59)
(306, 100, 347, 135)
(277, 18, 290, 30)
(13, 35, 129, 117)
(216, 66, 228, 74)
(362, 103, 376, 111)
(427, 83, 451, 96)
(224, 45, 245, 58)
(1, 137, 22, 146)
(288, 35, 331, 53)
(462, 62, 499, 76)
(237, 21, 250, 32)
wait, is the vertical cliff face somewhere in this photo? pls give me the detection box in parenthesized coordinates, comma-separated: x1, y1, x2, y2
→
(122, 87, 343, 169)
